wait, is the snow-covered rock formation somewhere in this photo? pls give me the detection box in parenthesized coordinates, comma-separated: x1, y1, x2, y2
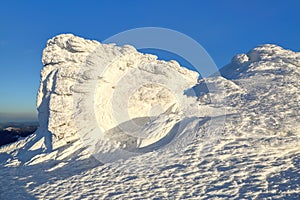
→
(37, 35, 99, 141)
(38, 34, 198, 140)
(0, 35, 299, 199)
(36, 34, 204, 162)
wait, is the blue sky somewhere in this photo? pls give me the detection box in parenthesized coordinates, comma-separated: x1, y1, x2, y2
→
(0, 0, 299, 121)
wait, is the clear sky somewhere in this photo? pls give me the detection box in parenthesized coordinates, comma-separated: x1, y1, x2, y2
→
(0, 0, 299, 121)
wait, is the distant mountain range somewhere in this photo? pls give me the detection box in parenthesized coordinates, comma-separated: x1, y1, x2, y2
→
(0, 122, 38, 147)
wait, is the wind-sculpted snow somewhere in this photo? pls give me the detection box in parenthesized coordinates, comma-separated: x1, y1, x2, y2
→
(35, 34, 211, 163)
(0, 35, 299, 199)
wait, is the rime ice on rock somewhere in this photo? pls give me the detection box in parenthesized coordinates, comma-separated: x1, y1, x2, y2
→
(37, 34, 199, 146)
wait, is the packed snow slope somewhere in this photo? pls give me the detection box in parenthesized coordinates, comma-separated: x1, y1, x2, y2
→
(0, 35, 299, 199)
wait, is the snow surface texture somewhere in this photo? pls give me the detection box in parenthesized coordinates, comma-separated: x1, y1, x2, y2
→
(0, 35, 299, 199)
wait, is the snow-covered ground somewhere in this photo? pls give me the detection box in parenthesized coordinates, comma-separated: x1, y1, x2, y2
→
(0, 35, 299, 199)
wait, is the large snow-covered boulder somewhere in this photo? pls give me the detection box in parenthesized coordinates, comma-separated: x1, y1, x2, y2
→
(37, 34, 199, 147)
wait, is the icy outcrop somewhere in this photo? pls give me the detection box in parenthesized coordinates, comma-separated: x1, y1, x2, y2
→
(219, 44, 300, 138)
(37, 35, 100, 142)
(37, 34, 199, 149)
(220, 44, 300, 79)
